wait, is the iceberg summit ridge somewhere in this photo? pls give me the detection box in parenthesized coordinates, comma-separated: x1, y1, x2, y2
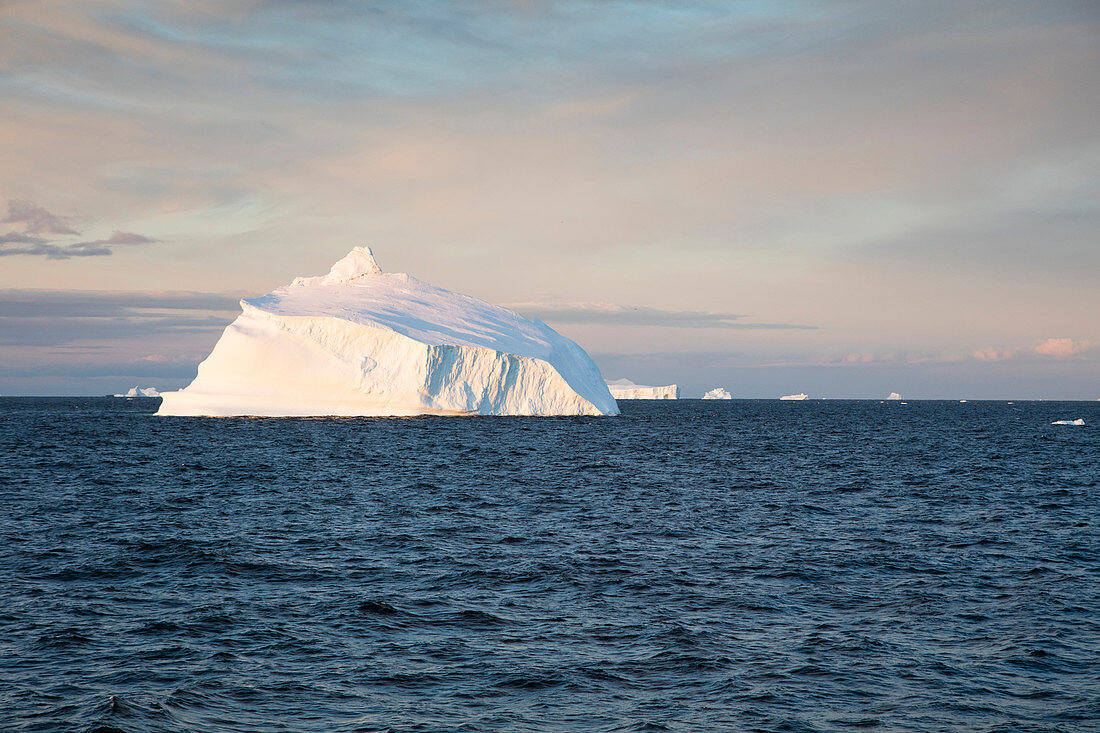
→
(158, 246, 619, 417)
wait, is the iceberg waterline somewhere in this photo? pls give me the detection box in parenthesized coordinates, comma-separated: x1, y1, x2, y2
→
(158, 247, 619, 417)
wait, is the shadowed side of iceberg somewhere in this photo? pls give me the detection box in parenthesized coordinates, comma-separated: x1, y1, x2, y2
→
(158, 308, 615, 417)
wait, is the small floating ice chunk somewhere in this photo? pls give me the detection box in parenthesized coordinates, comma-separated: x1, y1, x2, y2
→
(780, 393, 808, 401)
(1051, 418, 1085, 426)
(702, 387, 731, 400)
(887, 392, 901, 400)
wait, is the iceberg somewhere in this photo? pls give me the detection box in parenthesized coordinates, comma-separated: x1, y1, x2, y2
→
(780, 393, 808, 401)
(887, 392, 901, 400)
(606, 379, 679, 400)
(158, 247, 619, 417)
(114, 386, 160, 398)
(1051, 418, 1085, 426)
(702, 387, 731, 400)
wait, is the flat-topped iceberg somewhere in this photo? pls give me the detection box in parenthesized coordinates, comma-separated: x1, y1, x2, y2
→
(605, 378, 679, 400)
(158, 247, 618, 417)
(780, 393, 809, 401)
(702, 387, 731, 399)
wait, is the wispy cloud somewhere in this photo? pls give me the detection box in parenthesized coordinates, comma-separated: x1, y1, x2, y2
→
(0, 231, 49, 246)
(0, 200, 159, 259)
(0, 288, 237, 345)
(508, 302, 817, 330)
(78, 231, 158, 246)
(1, 241, 107, 258)
(0, 289, 239, 317)
(1, 199, 77, 235)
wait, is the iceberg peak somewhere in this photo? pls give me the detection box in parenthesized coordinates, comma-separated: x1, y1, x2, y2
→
(323, 246, 383, 283)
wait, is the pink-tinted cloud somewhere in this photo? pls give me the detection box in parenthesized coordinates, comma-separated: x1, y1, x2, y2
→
(972, 347, 1013, 362)
(1034, 338, 1094, 358)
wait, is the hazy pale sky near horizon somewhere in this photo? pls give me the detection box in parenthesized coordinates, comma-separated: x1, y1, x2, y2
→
(1, 0, 1097, 398)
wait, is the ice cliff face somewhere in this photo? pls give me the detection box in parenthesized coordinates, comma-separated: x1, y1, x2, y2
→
(606, 379, 679, 400)
(158, 247, 618, 417)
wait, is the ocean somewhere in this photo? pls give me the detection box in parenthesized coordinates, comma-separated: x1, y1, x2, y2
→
(2, 397, 1097, 732)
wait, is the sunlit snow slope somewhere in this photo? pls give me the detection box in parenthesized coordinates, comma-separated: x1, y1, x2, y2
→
(158, 248, 618, 417)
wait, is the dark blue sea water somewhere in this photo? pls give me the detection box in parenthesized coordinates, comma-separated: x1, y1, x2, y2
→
(2, 397, 1098, 733)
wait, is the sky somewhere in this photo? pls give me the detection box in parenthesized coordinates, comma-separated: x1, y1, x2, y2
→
(1, 0, 1097, 398)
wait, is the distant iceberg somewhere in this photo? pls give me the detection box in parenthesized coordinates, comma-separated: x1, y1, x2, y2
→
(780, 393, 808, 401)
(887, 392, 901, 400)
(115, 386, 160, 398)
(158, 247, 618, 417)
(1051, 418, 1085, 426)
(702, 387, 731, 400)
(606, 379, 679, 400)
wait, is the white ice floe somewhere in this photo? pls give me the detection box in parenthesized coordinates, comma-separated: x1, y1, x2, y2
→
(887, 392, 901, 400)
(1051, 418, 1085, 426)
(115, 386, 160, 398)
(702, 387, 732, 400)
(158, 247, 619, 417)
(606, 379, 679, 400)
(780, 393, 808, 401)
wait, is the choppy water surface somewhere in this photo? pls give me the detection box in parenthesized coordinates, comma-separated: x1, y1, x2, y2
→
(2, 398, 1098, 732)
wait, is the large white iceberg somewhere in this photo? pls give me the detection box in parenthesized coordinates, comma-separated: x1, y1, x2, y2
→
(702, 387, 731, 400)
(158, 247, 618, 417)
(780, 393, 809, 401)
(606, 379, 679, 400)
